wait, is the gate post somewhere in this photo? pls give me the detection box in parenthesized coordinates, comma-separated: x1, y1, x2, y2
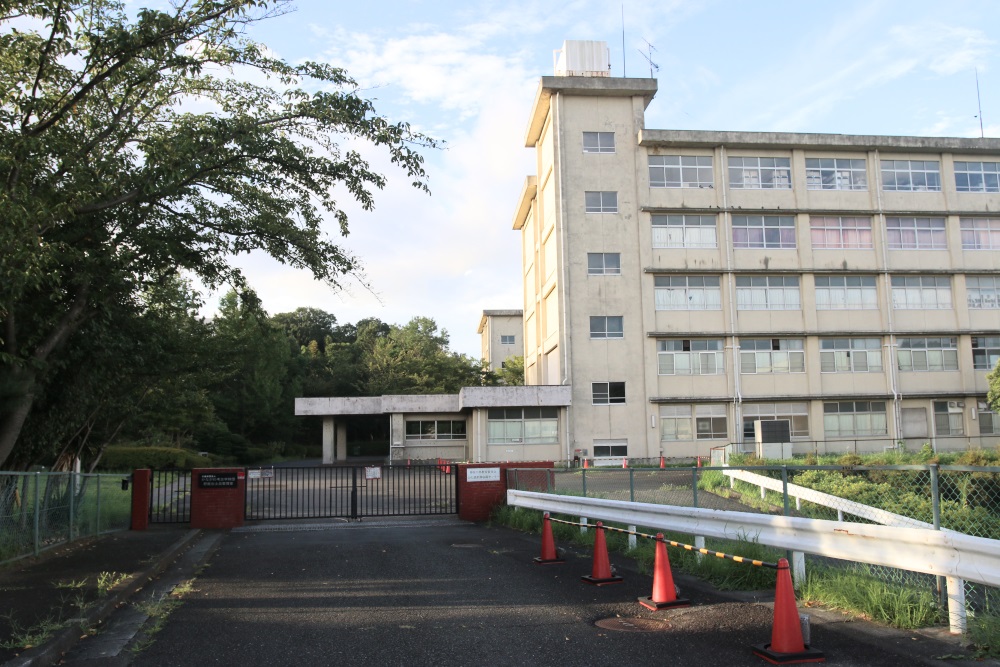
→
(131, 469, 151, 531)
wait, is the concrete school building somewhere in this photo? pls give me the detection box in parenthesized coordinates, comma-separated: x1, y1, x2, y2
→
(298, 39, 1000, 465)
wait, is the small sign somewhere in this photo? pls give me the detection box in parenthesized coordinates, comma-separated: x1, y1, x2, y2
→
(467, 467, 501, 482)
(247, 468, 274, 480)
(248, 469, 261, 480)
(365, 466, 382, 480)
(199, 472, 238, 488)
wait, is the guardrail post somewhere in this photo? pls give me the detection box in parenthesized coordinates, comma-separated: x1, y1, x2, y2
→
(694, 536, 705, 562)
(628, 525, 637, 550)
(946, 576, 967, 634)
(580, 516, 587, 535)
(792, 551, 806, 591)
(33, 472, 40, 556)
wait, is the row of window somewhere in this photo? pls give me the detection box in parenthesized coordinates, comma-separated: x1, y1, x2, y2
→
(405, 409, 560, 445)
(585, 274, 999, 311)
(581, 132, 1000, 193)
(589, 211, 1000, 252)
(656, 400, 999, 441)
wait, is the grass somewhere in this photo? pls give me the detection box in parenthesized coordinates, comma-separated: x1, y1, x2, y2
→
(0, 614, 65, 651)
(968, 611, 1000, 659)
(129, 579, 197, 654)
(798, 565, 940, 629)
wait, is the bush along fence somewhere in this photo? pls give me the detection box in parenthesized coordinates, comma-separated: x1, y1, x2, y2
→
(0, 471, 133, 564)
(506, 463, 1000, 634)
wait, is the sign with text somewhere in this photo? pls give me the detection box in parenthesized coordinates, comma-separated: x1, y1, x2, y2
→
(365, 466, 382, 480)
(198, 472, 238, 489)
(466, 467, 501, 483)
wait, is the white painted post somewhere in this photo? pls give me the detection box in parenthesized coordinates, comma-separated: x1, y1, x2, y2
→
(581, 517, 588, 535)
(760, 485, 766, 500)
(837, 509, 843, 522)
(628, 525, 637, 550)
(946, 577, 967, 634)
(795, 497, 801, 511)
(695, 535, 705, 562)
(792, 551, 806, 590)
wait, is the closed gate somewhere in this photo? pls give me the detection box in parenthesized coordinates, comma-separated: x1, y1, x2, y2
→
(244, 465, 457, 520)
(149, 469, 192, 523)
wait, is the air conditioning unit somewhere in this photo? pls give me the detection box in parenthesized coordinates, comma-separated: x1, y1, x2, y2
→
(948, 401, 964, 412)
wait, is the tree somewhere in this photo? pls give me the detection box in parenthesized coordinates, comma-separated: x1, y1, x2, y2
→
(497, 355, 524, 386)
(272, 308, 341, 353)
(987, 362, 1000, 415)
(0, 0, 431, 468)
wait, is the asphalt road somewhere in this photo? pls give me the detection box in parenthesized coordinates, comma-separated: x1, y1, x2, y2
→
(96, 517, 986, 667)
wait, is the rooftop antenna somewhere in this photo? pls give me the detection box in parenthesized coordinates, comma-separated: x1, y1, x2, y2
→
(621, 4, 626, 77)
(638, 39, 659, 79)
(975, 68, 985, 138)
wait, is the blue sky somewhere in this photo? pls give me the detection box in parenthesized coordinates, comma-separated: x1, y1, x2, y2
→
(222, 0, 1000, 357)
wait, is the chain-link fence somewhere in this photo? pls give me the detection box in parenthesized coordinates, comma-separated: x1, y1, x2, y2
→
(0, 471, 133, 565)
(507, 463, 1000, 614)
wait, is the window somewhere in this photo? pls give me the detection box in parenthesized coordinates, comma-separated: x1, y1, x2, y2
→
(810, 216, 873, 249)
(815, 275, 878, 310)
(961, 218, 1000, 250)
(805, 158, 867, 190)
(735, 275, 800, 310)
(897, 337, 959, 372)
(881, 160, 941, 192)
(886, 217, 947, 250)
(934, 401, 964, 436)
(972, 336, 1000, 370)
(742, 403, 810, 440)
(823, 401, 887, 437)
(654, 275, 721, 310)
(978, 402, 1000, 434)
(500, 335, 515, 345)
(657, 339, 724, 375)
(732, 215, 796, 249)
(890, 276, 952, 309)
(405, 420, 467, 440)
(583, 131, 615, 153)
(649, 155, 713, 188)
(585, 191, 618, 213)
(820, 338, 883, 373)
(955, 161, 1000, 192)
(740, 338, 805, 374)
(487, 408, 558, 444)
(592, 382, 626, 405)
(593, 440, 628, 457)
(728, 156, 792, 189)
(651, 214, 717, 248)
(590, 316, 623, 339)
(659, 405, 727, 441)
(967, 276, 1000, 309)
(587, 252, 621, 275)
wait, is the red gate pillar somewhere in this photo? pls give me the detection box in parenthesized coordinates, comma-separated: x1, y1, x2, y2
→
(130, 469, 151, 531)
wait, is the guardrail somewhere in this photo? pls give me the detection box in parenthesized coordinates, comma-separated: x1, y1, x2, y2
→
(507, 489, 1000, 634)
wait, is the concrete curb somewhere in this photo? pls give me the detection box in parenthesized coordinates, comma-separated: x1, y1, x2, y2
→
(2, 529, 203, 667)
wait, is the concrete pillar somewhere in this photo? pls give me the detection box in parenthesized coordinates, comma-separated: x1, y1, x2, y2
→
(322, 417, 335, 465)
(336, 421, 348, 461)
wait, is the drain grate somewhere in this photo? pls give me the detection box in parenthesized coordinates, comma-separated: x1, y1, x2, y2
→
(595, 618, 671, 632)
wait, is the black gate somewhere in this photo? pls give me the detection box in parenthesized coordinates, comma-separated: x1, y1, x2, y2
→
(149, 469, 191, 523)
(244, 465, 457, 520)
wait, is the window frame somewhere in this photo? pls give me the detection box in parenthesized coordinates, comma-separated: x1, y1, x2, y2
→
(805, 157, 868, 191)
(486, 407, 559, 445)
(592, 381, 626, 405)
(728, 156, 792, 190)
(881, 159, 941, 192)
(499, 334, 515, 346)
(896, 337, 959, 372)
(732, 215, 797, 249)
(585, 191, 618, 214)
(741, 402, 810, 440)
(814, 275, 878, 310)
(582, 131, 615, 154)
(587, 252, 622, 275)
(405, 419, 468, 441)
(972, 336, 1000, 371)
(934, 401, 965, 436)
(890, 275, 952, 310)
(735, 275, 801, 311)
(651, 214, 718, 249)
(823, 401, 888, 437)
(961, 218, 1000, 250)
(659, 405, 728, 441)
(653, 275, 722, 311)
(809, 216, 873, 249)
(648, 155, 714, 188)
(656, 339, 725, 376)
(954, 161, 1000, 193)
(589, 316, 624, 340)
(886, 217, 947, 250)
(967, 276, 1000, 309)
(739, 338, 805, 374)
(820, 338, 883, 373)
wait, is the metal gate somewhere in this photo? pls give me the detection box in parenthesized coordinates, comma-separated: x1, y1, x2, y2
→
(149, 469, 192, 523)
(244, 465, 457, 520)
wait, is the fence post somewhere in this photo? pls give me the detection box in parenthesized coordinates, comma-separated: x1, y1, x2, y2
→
(691, 466, 698, 508)
(350, 466, 358, 520)
(546, 469, 552, 494)
(629, 469, 635, 502)
(929, 464, 947, 614)
(96, 474, 101, 536)
(33, 472, 40, 557)
(582, 469, 587, 497)
(68, 471, 75, 542)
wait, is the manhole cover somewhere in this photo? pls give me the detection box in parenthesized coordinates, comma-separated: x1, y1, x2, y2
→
(595, 618, 671, 632)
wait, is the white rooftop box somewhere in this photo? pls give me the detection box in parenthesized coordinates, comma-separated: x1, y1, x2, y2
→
(554, 40, 610, 77)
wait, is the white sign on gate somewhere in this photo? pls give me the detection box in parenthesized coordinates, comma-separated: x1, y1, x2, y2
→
(365, 466, 382, 480)
(466, 467, 501, 482)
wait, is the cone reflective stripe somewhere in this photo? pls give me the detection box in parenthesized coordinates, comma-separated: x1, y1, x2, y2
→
(581, 522, 623, 585)
(639, 534, 689, 610)
(751, 558, 824, 664)
(534, 512, 565, 564)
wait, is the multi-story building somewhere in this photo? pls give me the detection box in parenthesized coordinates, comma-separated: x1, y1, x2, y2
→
(477, 309, 524, 376)
(514, 40, 1000, 461)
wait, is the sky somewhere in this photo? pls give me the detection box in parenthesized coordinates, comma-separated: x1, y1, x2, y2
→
(212, 0, 1000, 357)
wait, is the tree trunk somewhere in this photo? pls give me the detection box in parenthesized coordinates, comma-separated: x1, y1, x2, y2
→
(0, 366, 37, 469)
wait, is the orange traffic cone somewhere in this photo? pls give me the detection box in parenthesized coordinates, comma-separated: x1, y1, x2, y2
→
(534, 512, 565, 564)
(696, 456, 702, 468)
(581, 522, 623, 586)
(751, 558, 824, 664)
(639, 534, 689, 610)
(445, 463, 451, 474)
(622, 457, 628, 469)
(583, 458, 589, 469)
(659, 456, 665, 469)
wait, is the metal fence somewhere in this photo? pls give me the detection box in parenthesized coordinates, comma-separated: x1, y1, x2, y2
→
(507, 464, 1000, 614)
(150, 469, 191, 524)
(0, 471, 133, 565)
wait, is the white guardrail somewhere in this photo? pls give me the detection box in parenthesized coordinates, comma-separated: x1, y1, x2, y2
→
(507, 489, 1000, 633)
